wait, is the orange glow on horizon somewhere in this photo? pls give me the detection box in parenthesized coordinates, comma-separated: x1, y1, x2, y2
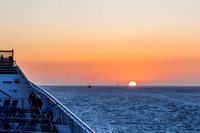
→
(17, 58, 200, 86)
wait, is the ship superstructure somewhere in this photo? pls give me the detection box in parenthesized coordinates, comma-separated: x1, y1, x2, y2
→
(0, 50, 94, 133)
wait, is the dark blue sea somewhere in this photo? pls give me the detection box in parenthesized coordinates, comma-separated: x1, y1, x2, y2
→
(42, 86, 200, 133)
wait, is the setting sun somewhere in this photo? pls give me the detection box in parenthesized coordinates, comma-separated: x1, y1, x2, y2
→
(128, 81, 137, 86)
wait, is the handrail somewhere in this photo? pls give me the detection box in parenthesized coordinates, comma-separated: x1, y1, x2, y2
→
(29, 82, 95, 133)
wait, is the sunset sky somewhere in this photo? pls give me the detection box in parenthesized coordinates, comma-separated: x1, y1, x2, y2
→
(1, 0, 200, 86)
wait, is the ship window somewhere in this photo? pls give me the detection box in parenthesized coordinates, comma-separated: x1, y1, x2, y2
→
(3, 81, 12, 83)
(14, 78, 19, 83)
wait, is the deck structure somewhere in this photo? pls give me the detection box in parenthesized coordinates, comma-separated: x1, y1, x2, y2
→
(0, 50, 95, 133)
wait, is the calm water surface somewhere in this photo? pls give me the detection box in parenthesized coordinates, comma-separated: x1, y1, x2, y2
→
(42, 86, 200, 133)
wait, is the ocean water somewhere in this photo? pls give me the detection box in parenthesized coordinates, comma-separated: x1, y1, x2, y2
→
(42, 86, 200, 133)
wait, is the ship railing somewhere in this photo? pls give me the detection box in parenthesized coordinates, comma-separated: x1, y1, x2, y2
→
(0, 99, 54, 132)
(0, 63, 15, 67)
(29, 82, 95, 133)
(0, 98, 45, 117)
(0, 60, 16, 66)
(0, 61, 17, 74)
(0, 62, 13, 66)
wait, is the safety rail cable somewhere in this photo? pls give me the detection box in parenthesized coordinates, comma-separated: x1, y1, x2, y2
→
(30, 82, 95, 133)
(16, 64, 95, 133)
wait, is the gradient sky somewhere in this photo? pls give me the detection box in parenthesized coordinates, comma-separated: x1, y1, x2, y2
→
(1, 0, 200, 85)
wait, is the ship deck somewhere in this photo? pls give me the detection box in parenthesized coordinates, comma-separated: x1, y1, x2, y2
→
(0, 98, 71, 132)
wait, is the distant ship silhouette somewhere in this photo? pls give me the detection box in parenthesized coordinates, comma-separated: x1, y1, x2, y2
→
(87, 85, 92, 88)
